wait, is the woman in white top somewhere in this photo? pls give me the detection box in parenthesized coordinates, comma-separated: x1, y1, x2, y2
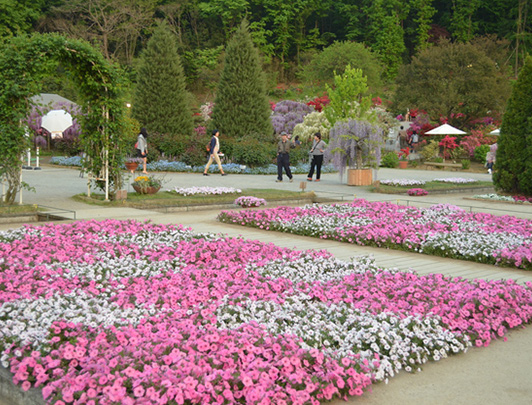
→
(203, 129, 227, 176)
(136, 128, 149, 174)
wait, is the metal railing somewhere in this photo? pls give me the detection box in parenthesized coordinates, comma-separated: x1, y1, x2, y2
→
(37, 205, 76, 221)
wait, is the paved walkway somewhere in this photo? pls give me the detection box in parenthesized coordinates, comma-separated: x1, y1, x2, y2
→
(2, 165, 532, 404)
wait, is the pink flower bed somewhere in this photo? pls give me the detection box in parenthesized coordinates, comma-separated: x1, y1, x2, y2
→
(0, 219, 531, 404)
(218, 199, 532, 269)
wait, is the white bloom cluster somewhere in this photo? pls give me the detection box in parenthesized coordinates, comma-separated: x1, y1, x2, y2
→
(433, 178, 478, 184)
(216, 294, 470, 381)
(272, 204, 374, 236)
(0, 290, 157, 352)
(98, 227, 217, 248)
(49, 256, 186, 281)
(473, 194, 514, 202)
(171, 186, 242, 196)
(380, 179, 426, 187)
(248, 254, 404, 284)
(419, 230, 528, 260)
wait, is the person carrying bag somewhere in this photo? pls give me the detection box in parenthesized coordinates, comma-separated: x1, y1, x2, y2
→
(307, 132, 327, 182)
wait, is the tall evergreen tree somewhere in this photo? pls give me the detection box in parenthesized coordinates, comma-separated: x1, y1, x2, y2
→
(211, 20, 273, 138)
(132, 21, 193, 138)
(493, 55, 532, 196)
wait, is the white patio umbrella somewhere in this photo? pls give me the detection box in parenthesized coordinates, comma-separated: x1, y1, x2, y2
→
(425, 123, 466, 135)
(41, 110, 73, 133)
(489, 128, 500, 135)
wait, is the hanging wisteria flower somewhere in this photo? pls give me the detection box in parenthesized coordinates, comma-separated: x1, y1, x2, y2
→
(234, 196, 267, 208)
(407, 188, 428, 196)
(380, 179, 425, 187)
(433, 178, 479, 184)
(170, 186, 241, 196)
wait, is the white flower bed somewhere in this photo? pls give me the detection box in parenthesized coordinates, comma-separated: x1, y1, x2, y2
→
(380, 179, 426, 187)
(473, 194, 514, 202)
(433, 177, 479, 184)
(170, 186, 241, 196)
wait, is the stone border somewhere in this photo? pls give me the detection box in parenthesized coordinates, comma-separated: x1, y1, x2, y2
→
(0, 366, 43, 405)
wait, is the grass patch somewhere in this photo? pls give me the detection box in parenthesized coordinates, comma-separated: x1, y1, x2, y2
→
(373, 180, 494, 194)
(0, 204, 40, 216)
(73, 189, 316, 209)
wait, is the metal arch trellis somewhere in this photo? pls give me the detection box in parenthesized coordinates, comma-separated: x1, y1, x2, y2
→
(0, 33, 126, 204)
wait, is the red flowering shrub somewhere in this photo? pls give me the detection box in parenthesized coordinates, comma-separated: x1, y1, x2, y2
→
(439, 135, 459, 159)
(307, 94, 330, 112)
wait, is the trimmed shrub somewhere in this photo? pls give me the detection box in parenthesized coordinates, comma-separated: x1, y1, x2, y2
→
(474, 144, 490, 163)
(381, 152, 399, 168)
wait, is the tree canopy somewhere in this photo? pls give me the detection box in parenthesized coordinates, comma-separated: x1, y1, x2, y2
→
(210, 21, 272, 139)
(393, 41, 512, 125)
(132, 21, 193, 138)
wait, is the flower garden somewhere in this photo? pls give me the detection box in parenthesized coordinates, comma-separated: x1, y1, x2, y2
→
(1, 219, 531, 404)
(218, 199, 532, 270)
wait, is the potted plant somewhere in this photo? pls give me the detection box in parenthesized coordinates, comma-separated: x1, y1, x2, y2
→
(398, 148, 410, 169)
(131, 175, 163, 194)
(322, 65, 386, 186)
(125, 157, 143, 173)
(326, 119, 384, 185)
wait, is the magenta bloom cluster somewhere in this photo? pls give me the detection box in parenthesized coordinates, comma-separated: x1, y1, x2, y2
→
(218, 198, 532, 269)
(234, 196, 267, 208)
(407, 188, 428, 196)
(1, 219, 531, 404)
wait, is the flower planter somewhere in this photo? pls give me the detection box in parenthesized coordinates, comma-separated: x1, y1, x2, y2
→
(347, 168, 373, 186)
(398, 160, 408, 169)
(125, 162, 139, 173)
(132, 185, 160, 195)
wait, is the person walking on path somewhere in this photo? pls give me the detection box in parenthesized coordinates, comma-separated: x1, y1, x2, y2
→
(136, 128, 149, 174)
(276, 131, 295, 182)
(408, 130, 419, 153)
(398, 126, 408, 149)
(307, 132, 327, 182)
(203, 129, 227, 176)
(486, 143, 497, 175)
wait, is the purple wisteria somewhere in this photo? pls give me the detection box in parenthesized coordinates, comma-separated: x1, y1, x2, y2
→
(270, 100, 314, 135)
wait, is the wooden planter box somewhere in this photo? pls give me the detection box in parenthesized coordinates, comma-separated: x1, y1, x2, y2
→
(347, 168, 373, 186)
(114, 189, 128, 200)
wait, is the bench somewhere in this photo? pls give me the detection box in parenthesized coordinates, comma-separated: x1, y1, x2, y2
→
(425, 162, 462, 171)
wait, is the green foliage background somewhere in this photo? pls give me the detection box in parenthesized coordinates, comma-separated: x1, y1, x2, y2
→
(493, 55, 532, 195)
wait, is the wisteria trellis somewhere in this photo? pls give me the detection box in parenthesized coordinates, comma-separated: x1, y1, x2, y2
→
(0, 219, 531, 404)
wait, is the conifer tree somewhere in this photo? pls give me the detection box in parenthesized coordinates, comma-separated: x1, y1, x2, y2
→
(211, 20, 273, 138)
(132, 21, 193, 137)
(493, 55, 532, 196)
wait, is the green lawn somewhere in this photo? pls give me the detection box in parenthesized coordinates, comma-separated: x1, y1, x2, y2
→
(373, 180, 494, 194)
(0, 204, 40, 216)
(73, 189, 316, 208)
